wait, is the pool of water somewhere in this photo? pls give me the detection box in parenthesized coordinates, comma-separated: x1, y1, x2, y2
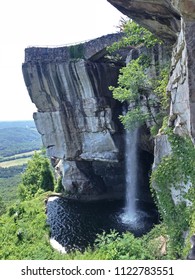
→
(46, 197, 159, 253)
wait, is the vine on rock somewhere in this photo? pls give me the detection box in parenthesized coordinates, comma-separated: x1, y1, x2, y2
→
(151, 128, 195, 258)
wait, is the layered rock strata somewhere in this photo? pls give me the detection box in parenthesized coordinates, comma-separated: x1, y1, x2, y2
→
(22, 34, 126, 200)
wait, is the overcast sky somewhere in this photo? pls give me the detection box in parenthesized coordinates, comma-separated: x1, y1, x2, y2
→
(0, 0, 124, 121)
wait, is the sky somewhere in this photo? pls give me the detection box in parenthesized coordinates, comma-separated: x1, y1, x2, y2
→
(0, 0, 124, 121)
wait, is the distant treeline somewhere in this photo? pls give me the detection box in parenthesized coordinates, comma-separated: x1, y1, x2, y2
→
(0, 165, 26, 178)
(0, 121, 42, 158)
(0, 152, 37, 163)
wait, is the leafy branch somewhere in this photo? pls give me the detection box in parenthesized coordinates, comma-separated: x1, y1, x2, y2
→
(109, 20, 169, 132)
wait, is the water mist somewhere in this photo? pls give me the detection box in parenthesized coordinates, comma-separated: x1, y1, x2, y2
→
(121, 128, 139, 224)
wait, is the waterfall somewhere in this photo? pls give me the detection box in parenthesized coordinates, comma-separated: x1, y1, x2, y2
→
(121, 128, 139, 224)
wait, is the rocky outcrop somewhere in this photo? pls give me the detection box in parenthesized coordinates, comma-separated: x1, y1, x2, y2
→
(108, 0, 181, 43)
(108, 2, 195, 204)
(168, 18, 195, 140)
(107, 2, 195, 256)
(108, 0, 195, 142)
(22, 34, 126, 200)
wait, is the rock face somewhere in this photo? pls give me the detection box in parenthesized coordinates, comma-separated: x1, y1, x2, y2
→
(108, 0, 195, 142)
(108, 2, 195, 204)
(108, 0, 181, 43)
(22, 1, 195, 205)
(22, 34, 126, 200)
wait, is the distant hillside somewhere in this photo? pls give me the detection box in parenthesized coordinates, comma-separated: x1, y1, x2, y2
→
(0, 120, 36, 129)
(0, 121, 43, 205)
(0, 120, 42, 159)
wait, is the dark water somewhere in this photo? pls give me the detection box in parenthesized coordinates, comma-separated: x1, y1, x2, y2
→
(46, 197, 159, 252)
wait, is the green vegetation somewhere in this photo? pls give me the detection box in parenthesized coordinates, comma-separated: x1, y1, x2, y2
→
(0, 157, 31, 168)
(0, 142, 176, 260)
(0, 174, 22, 206)
(0, 144, 170, 260)
(0, 151, 37, 164)
(68, 224, 168, 260)
(109, 20, 169, 132)
(0, 120, 42, 201)
(69, 43, 84, 59)
(108, 20, 161, 53)
(0, 189, 168, 259)
(0, 22, 194, 260)
(108, 19, 195, 260)
(18, 152, 55, 201)
(0, 121, 41, 159)
(151, 128, 195, 258)
(0, 195, 6, 216)
(0, 165, 25, 178)
(0, 152, 60, 260)
(54, 176, 64, 193)
(0, 192, 62, 260)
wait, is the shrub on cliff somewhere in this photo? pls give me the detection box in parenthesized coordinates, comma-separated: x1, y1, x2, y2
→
(0, 192, 63, 260)
(18, 152, 55, 200)
(108, 20, 169, 133)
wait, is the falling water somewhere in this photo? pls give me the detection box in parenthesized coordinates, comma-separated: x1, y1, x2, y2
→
(121, 128, 139, 224)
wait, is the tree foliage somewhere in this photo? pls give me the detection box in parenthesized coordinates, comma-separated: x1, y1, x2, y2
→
(108, 20, 161, 53)
(0, 195, 6, 216)
(151, 129, 195, 257)
(18, 152, 55, 200)
(0, 193, 62, 260)
(109, 20, 169, 132)
(0, 165, 25, 178)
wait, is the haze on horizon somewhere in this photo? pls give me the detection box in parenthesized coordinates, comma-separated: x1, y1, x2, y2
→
(0, 0, 124, 122)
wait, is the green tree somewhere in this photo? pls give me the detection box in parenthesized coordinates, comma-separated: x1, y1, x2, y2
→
(109, 20, 169, 132)
(54, 176, 64, 193)
(18, 152, 54, 199)
(108, 20, 161, 53)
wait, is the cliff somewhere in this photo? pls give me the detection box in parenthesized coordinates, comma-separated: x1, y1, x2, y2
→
(108, 0, 195, 201)
(107, 0, 195, 257)
(21, 0, 195, 258)
(22, 34, 128, 200)
(108, 0, 195, 142)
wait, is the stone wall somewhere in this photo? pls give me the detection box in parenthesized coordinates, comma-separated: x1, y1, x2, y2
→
(24, 33, 123, 62)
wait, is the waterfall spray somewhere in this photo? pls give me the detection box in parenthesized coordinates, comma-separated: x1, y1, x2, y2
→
(125, 129, 138, 215)
(121, 128, 139, 224)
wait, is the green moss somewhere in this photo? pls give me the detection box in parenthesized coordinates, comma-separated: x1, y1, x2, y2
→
(69, 44, 84, 59)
